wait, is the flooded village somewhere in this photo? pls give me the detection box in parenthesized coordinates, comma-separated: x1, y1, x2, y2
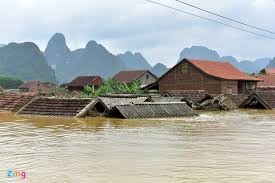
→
(1, 0, 275, 182)
(1, 58, 275, 182)
(0, 58, 274, 119)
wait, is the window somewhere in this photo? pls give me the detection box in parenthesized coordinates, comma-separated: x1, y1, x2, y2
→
(181, 63, 189, 74)
(226, 87, 233, 94)
(145, 74, 149, 79)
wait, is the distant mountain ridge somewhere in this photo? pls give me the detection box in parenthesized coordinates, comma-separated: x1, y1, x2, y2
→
(1, 33, 272, 84)
(118, 51, 152, 70)
(266, 58, 275, 68)
(45, 33, 128, 83)
(0, 42, 56, 82)
(45, 33, 168, 82)
(179, 46, 272, 73)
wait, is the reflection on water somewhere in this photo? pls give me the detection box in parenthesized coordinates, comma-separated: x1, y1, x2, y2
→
(0, 110, 275, 182)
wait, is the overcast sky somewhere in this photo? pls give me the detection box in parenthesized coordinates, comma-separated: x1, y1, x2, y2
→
(0, 0, 274, 66)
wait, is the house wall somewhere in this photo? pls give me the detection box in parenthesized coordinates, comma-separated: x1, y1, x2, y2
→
(159, 62, 240, 95)
(137, 72, 157, 86)
(222, 81, 239, 94)
(29, 84, 53, 94)
(19, 88, 30, 93)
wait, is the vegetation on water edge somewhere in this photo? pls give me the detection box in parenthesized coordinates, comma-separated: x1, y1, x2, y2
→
(80, 79, 146, 97)
(0, 76, 23, 89)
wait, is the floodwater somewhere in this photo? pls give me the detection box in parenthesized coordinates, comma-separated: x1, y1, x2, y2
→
(0, 110, 275, 183)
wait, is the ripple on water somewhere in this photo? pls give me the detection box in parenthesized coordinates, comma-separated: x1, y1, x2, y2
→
(0, 110, 275, 182)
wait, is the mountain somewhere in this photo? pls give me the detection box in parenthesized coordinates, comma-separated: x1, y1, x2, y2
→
(0, 42, 56, 82)
(179, 46, 220, 61)
(0, 44, 5, 47)
(238, 58, 271, 73)
(151, 63, 169, 77)
(266, 58, 275, 68)
(44, 33, 71, 69)
(45, 34, 128, 83)
(118, 51, 152, 70)
(179, 46, 271, 73)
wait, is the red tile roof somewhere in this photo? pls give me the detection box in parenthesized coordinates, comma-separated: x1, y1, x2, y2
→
(257, 75, 275, 88)
(113, 70, 153, 83)
(188, 59, 260, 81)
(266, 68, 275, 75)
(68, 76, 103, 87)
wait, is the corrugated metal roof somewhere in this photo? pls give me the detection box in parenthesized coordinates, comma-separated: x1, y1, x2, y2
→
(109, 102, 198, 119)
(164, 90, 209, 104)
(99, 96, 149, 110)
(150, 97, 185, 103)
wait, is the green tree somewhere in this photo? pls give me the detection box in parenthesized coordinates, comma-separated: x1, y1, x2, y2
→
(259, 69, 267, 75)
(0, 76, 23, 89)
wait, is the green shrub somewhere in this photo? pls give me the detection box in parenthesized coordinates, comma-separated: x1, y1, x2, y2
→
(0, 76, 24, 89)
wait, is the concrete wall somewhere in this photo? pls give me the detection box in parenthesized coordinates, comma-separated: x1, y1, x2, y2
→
(137, 72, 157, 86)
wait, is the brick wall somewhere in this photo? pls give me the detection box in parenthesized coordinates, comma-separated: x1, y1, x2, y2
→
(159, 62, 239, 95)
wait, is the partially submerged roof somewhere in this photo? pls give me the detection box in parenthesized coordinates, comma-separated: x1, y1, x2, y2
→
(17, 98, 108, 117)
(224, 94, 249, 107)
(240, 91, 275, 109)
(150, 96, 185, 103)
(257, 75, 275, 88)
(99, 96, 149, 110)
(108, 102, 198, 119)
(163, 90, 209, 104)
(67, 76, 103, 87)
(0, 93, 37, 112)
(113, 70, 157, 83)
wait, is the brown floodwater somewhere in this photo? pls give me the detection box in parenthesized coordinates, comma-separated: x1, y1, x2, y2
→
(0, 110, 275, 183)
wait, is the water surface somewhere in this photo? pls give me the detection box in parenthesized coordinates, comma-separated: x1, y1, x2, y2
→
(0, 110, 275, 183)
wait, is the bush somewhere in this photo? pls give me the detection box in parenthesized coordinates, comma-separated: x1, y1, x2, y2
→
(0, 76, 24, 89)
(53, 87, 70, 98)
(80, 79, 145, 97)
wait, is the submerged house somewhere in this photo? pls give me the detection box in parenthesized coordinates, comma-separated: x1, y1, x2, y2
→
(240, 91, 275, 109)
(153, 59, 260, 95)
(19, 81, 56, 94)
(66, 76, 103, 92)
(113, 70, 158, 87)
(257, 71, 275, 92)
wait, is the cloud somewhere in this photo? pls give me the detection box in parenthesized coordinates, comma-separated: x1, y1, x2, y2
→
(0, 0, 274, 66)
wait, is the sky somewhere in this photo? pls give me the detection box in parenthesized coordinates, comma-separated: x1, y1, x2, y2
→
(0, 0, 274, 67)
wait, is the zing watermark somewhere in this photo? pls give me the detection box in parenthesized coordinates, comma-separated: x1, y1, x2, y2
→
(6, 169, 27, 179)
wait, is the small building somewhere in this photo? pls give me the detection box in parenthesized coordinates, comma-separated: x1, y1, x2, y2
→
(265, 68, 275, 75)
(155, 58, 260, 95)
(113, 70, 158, 87)
(257, 74, 275, 92)
(240, 91, 275, 109)
(66, 76, 103, 92)
(257, 68, 275, 92)
(19, 81, 55, 94)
